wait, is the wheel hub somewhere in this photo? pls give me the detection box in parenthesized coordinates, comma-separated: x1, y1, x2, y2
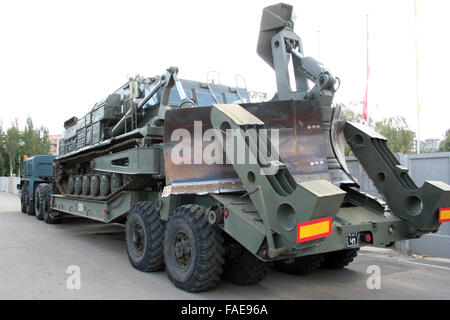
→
(174, 231, 191, 267)
(132, 224, 145, 253)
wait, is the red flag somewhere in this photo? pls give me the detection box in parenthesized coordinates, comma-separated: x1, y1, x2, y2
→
(363, 15, 369, 122)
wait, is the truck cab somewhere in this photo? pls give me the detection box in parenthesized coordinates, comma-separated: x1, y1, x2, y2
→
(17, 155, 55, 216)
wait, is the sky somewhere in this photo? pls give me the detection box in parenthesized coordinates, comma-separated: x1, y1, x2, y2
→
(0, 0, 449, 140)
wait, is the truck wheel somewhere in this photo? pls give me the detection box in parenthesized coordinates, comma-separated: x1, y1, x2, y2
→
(42, 185, 60, 224)
(321, 248, 359, 269)
(126, 201, 164, 272)
(164, 204, 224, 292)
(274, 253, 324, 275)
(20, 187, 27, 213)
(221, 238, 267, 285)
(34, 185, 45, 221)
(26, 184, 35, 216)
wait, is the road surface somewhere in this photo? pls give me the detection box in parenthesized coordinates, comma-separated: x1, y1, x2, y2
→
(1, 191, 449, 299)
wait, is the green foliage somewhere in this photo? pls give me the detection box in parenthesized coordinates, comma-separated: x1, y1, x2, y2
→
(22, 117, 51, 156)
(0, 117, 51, 176)
(0, 121, 8, 176)
(374, 117, 415, 154)
(439, 129, 450, 152)
(338, 103, 415, 156)
(5, 120, 21, 177)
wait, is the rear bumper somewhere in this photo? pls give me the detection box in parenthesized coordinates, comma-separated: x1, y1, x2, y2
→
(273, 206, 407, 261)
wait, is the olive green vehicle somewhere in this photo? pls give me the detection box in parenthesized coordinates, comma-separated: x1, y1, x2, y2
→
(36, 3, 450, 292)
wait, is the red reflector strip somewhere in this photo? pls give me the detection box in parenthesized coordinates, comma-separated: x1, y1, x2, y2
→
(297, 216, 332, 243)
(439, 207, 450, 223)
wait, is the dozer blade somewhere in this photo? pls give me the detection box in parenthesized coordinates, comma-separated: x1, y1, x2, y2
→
(163, 100, 330, 194)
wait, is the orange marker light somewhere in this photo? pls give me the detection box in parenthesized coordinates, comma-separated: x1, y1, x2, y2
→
(439, 207, 450, 223)
(297, 216, 332, 243)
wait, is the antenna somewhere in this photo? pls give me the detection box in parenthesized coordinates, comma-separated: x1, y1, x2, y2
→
(235, 75, 247, 89)
(207, 71, 221, 85)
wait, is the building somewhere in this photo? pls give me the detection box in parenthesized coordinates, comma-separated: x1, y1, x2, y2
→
(423, 139, 441, 153)
(413, 138, 442, 153)
(49, 134, 62, 156)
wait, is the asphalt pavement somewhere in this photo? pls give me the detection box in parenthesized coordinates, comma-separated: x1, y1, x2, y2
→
(1, 191, 449, 300)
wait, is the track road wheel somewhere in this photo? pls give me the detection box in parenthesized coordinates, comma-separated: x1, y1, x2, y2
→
(42, 185, 60, 224)
(221, 238, 267, 285)
(322, 248, 359, 269)
(126, 201, 164, 272)
(100, 175, 110, 197)
(274, 253, 324, 275)
(164, 204, 224, 292)
(111, 173, 122, 194)
(34, 184, 46, 220)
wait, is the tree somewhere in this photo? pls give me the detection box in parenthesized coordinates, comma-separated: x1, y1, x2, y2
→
(5, 120, 21, 177)
(21, 117, 51, 157)
(374, 117, 415, 154)
(0, 121, 7, 176)
(339, 103, 415, 155)
(439, 129, 450, 152)
(0, 117, 51, 177)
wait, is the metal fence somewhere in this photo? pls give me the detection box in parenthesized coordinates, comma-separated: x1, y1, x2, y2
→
(0, 177, 20, 195)
(347, 152, 450, 258)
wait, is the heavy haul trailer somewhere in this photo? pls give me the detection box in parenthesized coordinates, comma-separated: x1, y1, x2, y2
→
(36, 3, 450, 292)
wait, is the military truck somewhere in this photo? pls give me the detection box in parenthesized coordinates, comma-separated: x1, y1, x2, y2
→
(30, 3, 450, 292)
(17, 155, 55, 222)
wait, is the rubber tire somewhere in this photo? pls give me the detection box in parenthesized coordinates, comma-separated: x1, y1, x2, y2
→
(26, 183, 35, 216)
(34, 185, 45, 221)
(274, 253, 324, 275)
(321, 248, 359, 269)
(42, 185, 60, 224)
(221, 240, 267, 285)
(164, 204, 224, 292)
(20, 187, 27, 213)
(126, 201, 165, 272)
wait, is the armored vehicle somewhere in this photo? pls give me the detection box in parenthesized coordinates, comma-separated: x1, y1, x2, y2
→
(30, 3, 450, 292)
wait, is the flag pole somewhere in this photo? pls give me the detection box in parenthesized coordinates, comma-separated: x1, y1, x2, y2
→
(415, 0, 421, 154)
(363, 14, 369, 124)
(317, 29, 321, 60)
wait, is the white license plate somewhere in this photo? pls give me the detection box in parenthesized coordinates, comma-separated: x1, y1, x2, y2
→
(347, 232, 359, 247)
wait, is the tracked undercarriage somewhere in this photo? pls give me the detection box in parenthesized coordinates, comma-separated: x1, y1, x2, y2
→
(54, 137, 162, 201)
